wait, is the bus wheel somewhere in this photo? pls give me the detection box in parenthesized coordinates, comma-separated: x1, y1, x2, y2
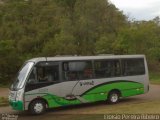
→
(107, 91, 120, 104)
(29, 100, 46, 115)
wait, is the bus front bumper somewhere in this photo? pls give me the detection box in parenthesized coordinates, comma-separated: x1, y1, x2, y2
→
(9, 100, 24, 111)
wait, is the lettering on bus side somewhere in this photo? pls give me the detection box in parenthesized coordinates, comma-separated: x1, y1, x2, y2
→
(79, 81, 94, 86)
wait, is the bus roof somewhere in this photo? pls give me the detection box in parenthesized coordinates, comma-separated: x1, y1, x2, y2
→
(27, 55, 145, 63)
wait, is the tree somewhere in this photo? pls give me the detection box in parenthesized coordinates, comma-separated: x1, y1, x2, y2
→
(0, 40, 20, 84)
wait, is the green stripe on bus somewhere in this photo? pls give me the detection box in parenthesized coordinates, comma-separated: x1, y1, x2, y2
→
(85, 81, 144, 97)
(39, 81, 144, 108)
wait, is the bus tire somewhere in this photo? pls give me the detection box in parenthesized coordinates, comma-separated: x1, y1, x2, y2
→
(29, 99, 46, 115)
(107, 91, 120, 104)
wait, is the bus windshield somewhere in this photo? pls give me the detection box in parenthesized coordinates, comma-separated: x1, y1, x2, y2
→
(11, 62, 34, 90)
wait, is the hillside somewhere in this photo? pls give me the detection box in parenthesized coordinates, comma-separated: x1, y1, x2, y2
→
(0, 0, 160, 84)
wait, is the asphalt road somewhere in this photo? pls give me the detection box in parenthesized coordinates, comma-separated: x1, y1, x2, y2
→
(0, 84, 160, 120)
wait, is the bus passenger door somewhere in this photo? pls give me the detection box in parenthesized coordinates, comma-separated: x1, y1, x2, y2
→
(61, 61, 93, 102)
(59, 62, 79, 100)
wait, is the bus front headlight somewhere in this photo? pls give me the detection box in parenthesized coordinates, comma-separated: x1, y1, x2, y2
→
(16, 89, 24, 101)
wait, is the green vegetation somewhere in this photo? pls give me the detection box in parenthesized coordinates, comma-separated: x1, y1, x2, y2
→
(0, 0, 160, 84)
(0, 97, 8, 106)
(149, 72, 160, 85)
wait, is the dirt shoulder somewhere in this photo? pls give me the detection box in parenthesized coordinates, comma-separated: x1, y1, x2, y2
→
(134, 84, 160, 100)
(0, 88, 9, 98)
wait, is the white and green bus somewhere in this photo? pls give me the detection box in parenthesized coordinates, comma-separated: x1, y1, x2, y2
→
(9, 55, 149, 114)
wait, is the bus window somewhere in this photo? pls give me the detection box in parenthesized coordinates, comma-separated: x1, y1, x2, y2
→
(62, 61, 93, 81)
(122, 58, 145, 76)
(36, 63, 59, 82)
(28, 68, 37, 84)
(94, 60, 121, 78)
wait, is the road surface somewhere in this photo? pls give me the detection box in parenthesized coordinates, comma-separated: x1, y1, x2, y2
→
(0, 85, 160, 120)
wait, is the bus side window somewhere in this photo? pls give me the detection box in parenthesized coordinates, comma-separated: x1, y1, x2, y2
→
(62, 61, 93, 81)
(94, 60, 121, 78)
(36, 62, 59, 82)
(122, 59, 145, 76)
(63, 62, 69, 81)
(111, 60, 121, 77)
(28, 69, 37, 84)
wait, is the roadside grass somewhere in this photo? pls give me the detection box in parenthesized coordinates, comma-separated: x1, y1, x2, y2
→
(0, 97, 8, 107)
(149, 72, 160, 85)
(86, 100, 160, 114)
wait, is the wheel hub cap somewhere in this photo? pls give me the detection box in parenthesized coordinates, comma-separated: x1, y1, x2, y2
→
(34, 103, 43, 113)
(111, 94, 118, 102)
